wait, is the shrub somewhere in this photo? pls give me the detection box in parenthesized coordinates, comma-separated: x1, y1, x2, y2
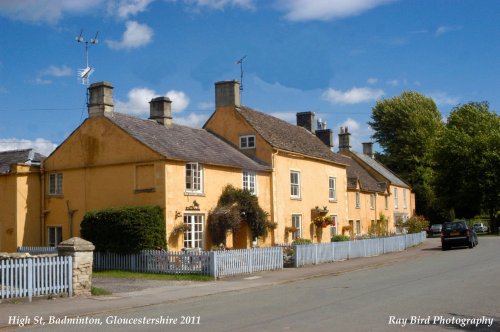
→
(292, 238, 312, 245)
(395, 215, 429, 234)
(80, 206, 166, 253)
(331, 235, 350, 242)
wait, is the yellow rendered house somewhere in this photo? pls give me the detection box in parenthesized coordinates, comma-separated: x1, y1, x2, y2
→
(0, 149, 44, 252)
(204, 81, 350, 244)
(42, 82, 271, 250)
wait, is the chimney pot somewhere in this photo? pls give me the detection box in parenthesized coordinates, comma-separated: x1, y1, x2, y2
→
(88, 81, 114, 117)
(149, 96, 173, 127)
(215, 80, 240, 108)
(296, 111, 316, 133)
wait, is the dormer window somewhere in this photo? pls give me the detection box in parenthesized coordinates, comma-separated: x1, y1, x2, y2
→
(239, 135, 255, 149)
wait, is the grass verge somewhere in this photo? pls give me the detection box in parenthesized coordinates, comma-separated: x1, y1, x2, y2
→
(91, 286, 112, 296)
(93, 270, 212, 282)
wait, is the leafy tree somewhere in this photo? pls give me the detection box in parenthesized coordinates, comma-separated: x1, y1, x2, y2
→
(369, 91, 444, 219)
(433, 102, 500, 232)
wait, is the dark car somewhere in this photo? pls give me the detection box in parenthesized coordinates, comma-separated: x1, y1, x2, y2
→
(427, 224, 442, 237)
(441, 221, 478, 250)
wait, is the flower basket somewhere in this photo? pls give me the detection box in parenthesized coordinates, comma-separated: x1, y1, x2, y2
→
(313, 216, 335, 228)
(171, 223, 191, 236)
(285, 226, 299, 233)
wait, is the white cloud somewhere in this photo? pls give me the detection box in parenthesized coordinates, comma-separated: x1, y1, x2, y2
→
(0, 0, 102, 24)
(276, 0, 395, 22)
(428, 91, 460, 106)
(386, 79, 399, 86)
(0, 138, 57, 156)
(113, 0, 153, 18)
(43, 65, 72, 77)
(175, 113, 209, 128)
(106, 21, 154, 50)
(116, 87, 190, 114)
(269, 112, 296, 123)
(197, 101, 215, 110)
(322, 87, 384, 105)
(33, 78, 52, 85)
(435, 25, 462, 36)
(337, 118, 374, 152)
(367, 78, 378, 85)
(184, 0, 255, 10)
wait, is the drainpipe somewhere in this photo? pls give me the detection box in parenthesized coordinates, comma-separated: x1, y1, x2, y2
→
(40, 161, 45, 246)
(271, 150, 279, 243)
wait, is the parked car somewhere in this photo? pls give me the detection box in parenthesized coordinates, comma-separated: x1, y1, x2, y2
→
(441, 221, 478, 250)
(427, 224, 442, 237)
(473, 223, 488, 233)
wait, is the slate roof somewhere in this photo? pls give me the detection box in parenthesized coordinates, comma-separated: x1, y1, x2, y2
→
(343, 156, 386, 193)
(353, 152, 410, 188)
(0, 149, 45, 174)
(236, 106, 348, 166)
(105, 112, 270, 172)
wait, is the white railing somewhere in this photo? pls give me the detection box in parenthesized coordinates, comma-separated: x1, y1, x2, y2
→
(294, 231, 426, 267)
(0, 256, 72, 302)
(94, 250, 211, 275)
(211, 247, 283, 278)
(17, 246, 58, 255)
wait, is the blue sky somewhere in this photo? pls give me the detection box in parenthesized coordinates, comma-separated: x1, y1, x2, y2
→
(0, 0, 498, 156)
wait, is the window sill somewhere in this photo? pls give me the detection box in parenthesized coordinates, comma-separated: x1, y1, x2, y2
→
(355, 206, 360, 209)
(329, 199, 337, 203)
(290, 197, 302, 201)
(134, 188, 156, 194)
(47, 194, 64, 198)
(184, 191, 206, 197)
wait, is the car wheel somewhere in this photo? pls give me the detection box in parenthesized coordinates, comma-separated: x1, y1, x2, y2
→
(468, 241, 473, 248)
(442, 245, 447, 251)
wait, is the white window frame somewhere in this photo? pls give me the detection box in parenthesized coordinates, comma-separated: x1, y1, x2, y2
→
(47, 226, 62, 247)
(183, 214, 204, 249)
(370, 193, 375, 209)
(355, 192, 360, 208)
(356, 220, 361, 235)
(48, 173, 63, 195)
(330, 215, 338, 237)
(394, 188, 399, 209)
(403, 189, 407, 209)
(290, 171, 301, 199)
(292, 214, 302, 240)
(329, 177, 337, 201)
(239, 135, 256, 149)
(185, 162, 203, 194)
(243, 171, 257, 195)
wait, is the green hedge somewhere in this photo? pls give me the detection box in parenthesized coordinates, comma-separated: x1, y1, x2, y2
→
(80, 206, 166, 253)
(331, 235, 350, 242)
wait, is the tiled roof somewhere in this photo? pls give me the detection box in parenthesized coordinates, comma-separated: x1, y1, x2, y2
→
(106, 112, 270, 172)
(0, 149, 45, 174)
(353, 152, 410, 188)
(237, 106, 348, 166)
(344, 156, 386, 193)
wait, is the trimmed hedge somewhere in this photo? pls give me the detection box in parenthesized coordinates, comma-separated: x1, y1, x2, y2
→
(80, 206, 166, 253)
(331, 235, 350, 242)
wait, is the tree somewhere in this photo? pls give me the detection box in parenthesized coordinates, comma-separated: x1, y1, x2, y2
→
(433, 102, 500, 232)
(369, 91, 444, 219)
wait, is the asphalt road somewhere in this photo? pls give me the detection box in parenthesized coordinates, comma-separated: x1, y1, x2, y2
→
(23, 237, 500, 332)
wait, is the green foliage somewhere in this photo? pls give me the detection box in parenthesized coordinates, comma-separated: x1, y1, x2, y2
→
(433, 102, 500, 231)
(368, 213, 390, 237)
(292, 238, 313, 245)
(395, 215, 429, 234)
(80, 206, 166, 254)
(331, 235, 350, 242)
(369, 91, 444, 217)
(207, 185, 270, 244)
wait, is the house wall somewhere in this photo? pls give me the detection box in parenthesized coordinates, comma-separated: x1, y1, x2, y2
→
(273, 152, 348, 244)
(0, 165, 41, 252)
(346, 190, 382, 237)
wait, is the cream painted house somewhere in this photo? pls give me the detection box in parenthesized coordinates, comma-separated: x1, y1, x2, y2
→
(204, 81, 350, 244)
(42, 82, 271, 250)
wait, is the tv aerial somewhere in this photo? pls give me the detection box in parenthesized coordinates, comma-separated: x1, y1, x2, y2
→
(75, 30, 98, 86)
(236, 55, 246, 92)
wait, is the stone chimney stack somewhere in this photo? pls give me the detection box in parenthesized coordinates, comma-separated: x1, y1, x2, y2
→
(296, 111, 316, 133)
(215, 80, 240, 108)
(338, 126, 351, 152)
(362, 142, 374, 159)
(149, 97, 173, 127)
(88, 82, 114, 118)
(316, 129, 334, 148)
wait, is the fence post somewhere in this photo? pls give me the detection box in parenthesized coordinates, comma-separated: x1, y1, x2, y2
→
(294, 245, 299, 268)
(348, 240, 351, 260)
(249, 249, 253, 274)
(27, 259, 33, 302)
(58, 237, 95, 296)
(209, 251, 217, 279)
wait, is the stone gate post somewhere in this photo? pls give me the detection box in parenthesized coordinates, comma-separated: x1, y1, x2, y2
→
(58, 237, 95, 296)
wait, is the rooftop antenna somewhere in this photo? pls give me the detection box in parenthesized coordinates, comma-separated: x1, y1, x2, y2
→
(75, 30, 98, 86)
(236, 55, 247, 92)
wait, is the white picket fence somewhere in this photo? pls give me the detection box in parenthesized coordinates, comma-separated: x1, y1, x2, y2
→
(212, 247, 283, 278)
(294, 231, 427, 267)
(0, 256, 72, 302)
(94, 250, 211, 275)
(17, 246, 58, 255)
